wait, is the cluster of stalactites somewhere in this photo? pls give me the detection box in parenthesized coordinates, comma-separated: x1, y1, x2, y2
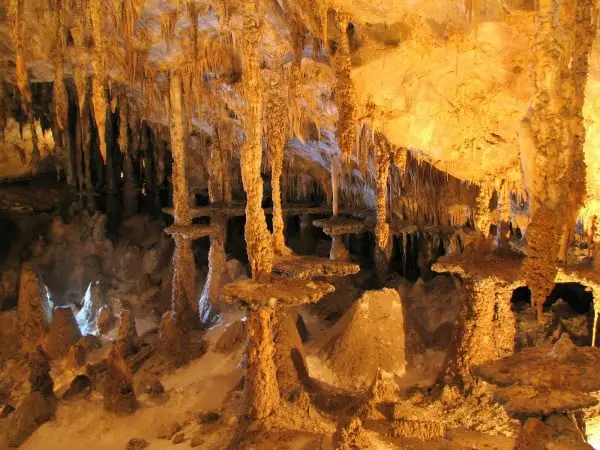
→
(522, 0, 596, 316)
(385, 152, 477, 228)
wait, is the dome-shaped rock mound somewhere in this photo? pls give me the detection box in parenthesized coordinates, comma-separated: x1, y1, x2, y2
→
(318, 288, 406, 389)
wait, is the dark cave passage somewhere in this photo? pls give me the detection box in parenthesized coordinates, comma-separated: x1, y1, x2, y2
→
(511, 283, 594, 315)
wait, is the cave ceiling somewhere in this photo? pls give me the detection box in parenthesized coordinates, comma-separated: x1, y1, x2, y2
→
(0, 0, 599, 210)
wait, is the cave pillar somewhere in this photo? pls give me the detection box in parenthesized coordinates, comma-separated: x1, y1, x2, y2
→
(474, 184, 493, 238)
(266, 84, 292, 256)
(329, 154, 350, 261)
(245, 306, 280, 419)
(496, 186, 511, 249)
(199, 137, 228, 328)
(240, 0, 273, 279)
(443, 277, 516, 386)
(521, 0, 595, 318)
(374, 133, 393, 286)
(166, 72, 195, 322)
(333, 12, 356, 162)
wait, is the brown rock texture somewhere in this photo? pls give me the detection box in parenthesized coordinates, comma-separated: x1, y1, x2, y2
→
(44, 306, 82, 360)
(103, 342, 136, 414)
(318, 288, 406, 388)
(17, 263, 50, 352)
(273, 312, 309, 399)
(245, 308, 279, 419)
(158, 311, 189, 368)
(443, 277, 516, 385)
(214, 319, 247, 353)
(239, 0, 273, 279)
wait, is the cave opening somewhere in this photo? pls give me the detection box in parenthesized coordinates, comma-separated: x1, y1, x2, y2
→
(511, 283, 594, 315)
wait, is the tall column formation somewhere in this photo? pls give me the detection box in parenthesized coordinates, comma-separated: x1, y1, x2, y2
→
(559, 0, 597, 264)
(266, 80, 292, 255)
(199, 135, 228, 327)
(474, 184, 493, 238)
(496, 185, 511, 249)
(245, 307, 280, 419)
(521, 0, 595, 317)
(443, 278, 516, 385)
(374, 133, 392, 285)
(168, 73, 195, 320)
(240, 0, 273, 279)
(330, 154, 350, 261)
(333, 11, 356, 162)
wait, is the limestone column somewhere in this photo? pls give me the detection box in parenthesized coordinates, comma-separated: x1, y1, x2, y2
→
(521, 0, 595, 317)
(496, 185, 511, 249)
(330, 154, 350, 261)
(374, 133, 392, 285)
(199, 136, 228, 327)
(240, 0, 273, 279)
(443, 278, 516, 386)
(167, 73, 195, 322)
(266, 81, 292, 256)
(246, 307, 279, 419)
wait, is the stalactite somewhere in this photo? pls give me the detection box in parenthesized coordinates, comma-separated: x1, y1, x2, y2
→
(558, 0, 596, 264)
(474, 184, 492, 238)
(240, 0, 273, 279)
(289, 19, 304, 140)
(333, 12, 356, 162)
(266, 79, 292, 256)
(7, 0, 31, 104)
(28, 112, 40, 175)
(119, 99, 138, 218)
(522, 0, 592, 317)
(90, 0, 108, 163)
(200, 137, 227, 328)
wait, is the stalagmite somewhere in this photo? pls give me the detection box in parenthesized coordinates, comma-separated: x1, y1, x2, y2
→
(245, 308, 280, 418)
(443, 278, 516, 385)
(240, 0, 273, 279)
(374, 133, 392, 285)
(474, 184, 493, 238)
(18, 264, 50, 352)
(167, 72, 195, 321)
(266, 78, 292, 255)
(199, 136, 228, 327)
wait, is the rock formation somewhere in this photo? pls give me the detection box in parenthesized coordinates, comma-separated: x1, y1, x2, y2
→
(318, 288, 406, 388)
(103, 342, 136, 414)
(2, 0, 600, 448)
(17, 264, 50, 352)
(43, 306, 82, 360)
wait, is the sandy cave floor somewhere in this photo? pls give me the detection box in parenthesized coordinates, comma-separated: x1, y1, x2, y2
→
(7, 307, 523, 450)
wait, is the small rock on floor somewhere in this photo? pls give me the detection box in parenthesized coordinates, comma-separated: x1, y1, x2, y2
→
(172, 432, 185, 444)
(126, 438, 149, 450)
(190, 434, 205, 448)
(157, 421, 181, 439)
